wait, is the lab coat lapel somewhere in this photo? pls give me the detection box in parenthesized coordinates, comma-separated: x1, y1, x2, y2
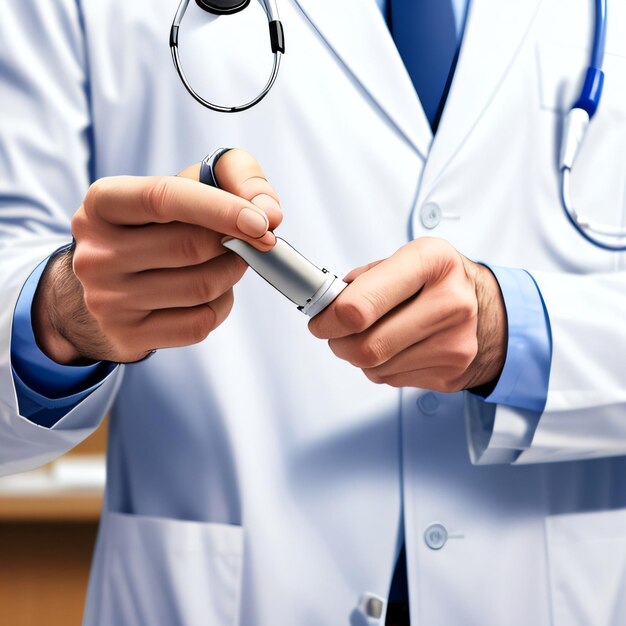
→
(292, 0, 432, 159)
(420, 0, 545, 191)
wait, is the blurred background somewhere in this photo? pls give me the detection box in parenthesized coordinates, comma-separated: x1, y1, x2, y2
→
(0, 419, 107, 626)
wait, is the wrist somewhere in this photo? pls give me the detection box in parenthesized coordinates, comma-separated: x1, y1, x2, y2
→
(32, 251, 84, 365)
(465, 260, 508, 389)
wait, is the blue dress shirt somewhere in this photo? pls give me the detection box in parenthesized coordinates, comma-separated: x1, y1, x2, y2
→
(11, 251, 116, 426)
(10, 0, 551, 427)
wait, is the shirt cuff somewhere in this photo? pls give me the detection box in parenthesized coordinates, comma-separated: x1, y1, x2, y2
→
(477, 266, 552, 413)
(11, 250, 115, 424)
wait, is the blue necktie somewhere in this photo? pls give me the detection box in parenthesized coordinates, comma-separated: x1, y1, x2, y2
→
(389, 0, 459, 130)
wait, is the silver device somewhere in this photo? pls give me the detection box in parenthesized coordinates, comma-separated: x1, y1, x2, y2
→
(199, 150, 345, 316)
(222, 237, 347, 317)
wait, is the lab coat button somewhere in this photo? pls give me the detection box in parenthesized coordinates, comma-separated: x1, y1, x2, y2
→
(420, 203, 442, 229)
(417, 392, 439, 415)
(424, 523, 448, 550)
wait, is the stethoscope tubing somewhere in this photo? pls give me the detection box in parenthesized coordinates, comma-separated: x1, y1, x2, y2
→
(170, 0, 623, 251)
(170, 0, 283, 113)
(560, 168, 626, 251)
(559, 0, 626, 250)
(591, 0, 607, 69)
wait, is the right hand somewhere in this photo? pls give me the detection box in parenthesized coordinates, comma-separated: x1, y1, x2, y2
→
(33, 149, 282, 364)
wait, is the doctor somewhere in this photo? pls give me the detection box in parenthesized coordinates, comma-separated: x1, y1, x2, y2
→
(2, 1, 626, 625)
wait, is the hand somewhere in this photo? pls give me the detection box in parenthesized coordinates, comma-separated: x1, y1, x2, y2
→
(33, 149, 282, 364)
(308, 238, 507, 392)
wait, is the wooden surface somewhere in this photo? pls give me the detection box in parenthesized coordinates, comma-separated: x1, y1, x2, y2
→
(0, 522, 98, 626)
(0, 419, 108, 625)
(0, 490, 103, 522)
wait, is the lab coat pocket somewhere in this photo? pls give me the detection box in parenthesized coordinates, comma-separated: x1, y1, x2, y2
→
(536, 43, 626, 113)
(545, 508, 626, 626)
(97, 512, 244, 626)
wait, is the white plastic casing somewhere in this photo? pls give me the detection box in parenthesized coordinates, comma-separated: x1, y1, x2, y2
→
(560, 107, 590, 170)
(301, 273, 347, 317)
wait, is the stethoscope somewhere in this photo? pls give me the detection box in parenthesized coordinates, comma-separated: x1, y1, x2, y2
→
(559, 0, 626, 251)
(170, 0, 624, 251)
(170, 0, 284, 113)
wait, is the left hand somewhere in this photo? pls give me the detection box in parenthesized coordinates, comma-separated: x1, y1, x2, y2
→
(308, 237, 507, 392)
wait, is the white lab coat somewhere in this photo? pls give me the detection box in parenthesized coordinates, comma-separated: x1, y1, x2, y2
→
(1, 0, 626, 624)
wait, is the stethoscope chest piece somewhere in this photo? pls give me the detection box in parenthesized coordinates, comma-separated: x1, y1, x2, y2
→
(195, 0, 250, 15)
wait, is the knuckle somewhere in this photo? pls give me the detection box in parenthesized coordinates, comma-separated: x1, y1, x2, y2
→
(190, 270, 216, 303)
(187, 307, 217, 344)
(354, 335, 388, 368)
(457, 288, 478, 321)
(210, 290, 236, 330)
(327, 338, 342, 359)
(72, 245, 117, 283)
(415, 237, 459, 280)
(240, 177, 277, 202)
(432, 236, 455, 256)
(70, 207, 89, 239)
(440, 282, 477, 323)
(334, 297, 375, 333)
(224, 255, 248, 285)
(434, 375, 459, 394)
(142, 176, 170, 219)
(83, 178, 110, 213)
(71, 246, 96, 281)
(219, 289, 235, 320)
(416, 236, 448, 258)
(71, 250, 87, 279)
(176, 234, 206, 265)
(431, 379, 448, 393)
(454, 336, 478, 369)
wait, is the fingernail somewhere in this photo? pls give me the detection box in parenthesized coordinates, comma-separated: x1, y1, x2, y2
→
(237, 207, 269, 238)
(258, 231, 276, 246)
(251, 193, 280, 214)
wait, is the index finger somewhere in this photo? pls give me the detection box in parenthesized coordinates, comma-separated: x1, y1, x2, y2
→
(84, 175, 275, 249)
(213, 149, 282, 230)
(178, 152, 282, 231)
